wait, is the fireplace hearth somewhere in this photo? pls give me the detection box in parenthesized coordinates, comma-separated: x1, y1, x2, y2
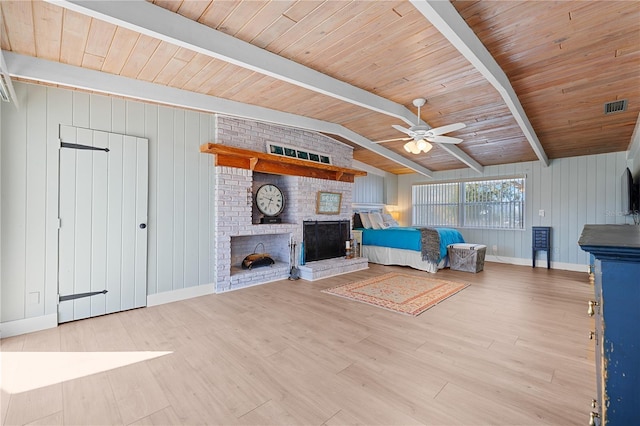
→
(303, 220, 350, 262)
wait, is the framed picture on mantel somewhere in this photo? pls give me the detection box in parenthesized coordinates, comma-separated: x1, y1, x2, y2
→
(316, 191, 342, 214)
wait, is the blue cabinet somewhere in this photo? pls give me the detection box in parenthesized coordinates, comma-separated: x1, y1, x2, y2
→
(578, 225, 640, 426)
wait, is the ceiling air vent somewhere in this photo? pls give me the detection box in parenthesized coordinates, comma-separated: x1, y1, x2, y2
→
(604, 99, 627, 115)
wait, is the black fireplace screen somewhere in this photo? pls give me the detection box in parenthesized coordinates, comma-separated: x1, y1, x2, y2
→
(303, 220, 350, 262)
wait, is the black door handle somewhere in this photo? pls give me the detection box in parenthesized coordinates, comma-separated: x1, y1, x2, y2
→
(139, 223, 146, 229)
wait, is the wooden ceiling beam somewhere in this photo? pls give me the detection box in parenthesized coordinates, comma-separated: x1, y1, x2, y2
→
(49, 0, 419, 125)
(0, 49, 19, 108)
(4, 52, 435, 178)
(411, 0, 549, 167)
(437, 145, 484, 173)
(43, 0, 472, 175)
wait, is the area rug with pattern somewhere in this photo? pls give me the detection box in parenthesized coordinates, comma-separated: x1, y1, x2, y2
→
(322, 272, 469, 316)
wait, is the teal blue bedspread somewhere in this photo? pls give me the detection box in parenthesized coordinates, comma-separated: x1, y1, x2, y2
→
(359, 227, 465, 262)
(437, 228, 466, 260)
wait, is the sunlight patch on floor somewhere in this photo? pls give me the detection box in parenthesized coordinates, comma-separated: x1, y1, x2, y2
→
(0, 351, 172, 394)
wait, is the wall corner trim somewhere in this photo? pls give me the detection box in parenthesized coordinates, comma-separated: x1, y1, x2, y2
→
(0, 314, 58, 339)
(146, 284, 215, 307)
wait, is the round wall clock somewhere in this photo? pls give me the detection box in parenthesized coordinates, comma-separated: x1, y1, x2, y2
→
(255, 184, 285, 217)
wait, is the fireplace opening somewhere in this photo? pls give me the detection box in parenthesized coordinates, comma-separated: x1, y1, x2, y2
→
(303, 220, 350, 262)
(230, 234, 290, 275)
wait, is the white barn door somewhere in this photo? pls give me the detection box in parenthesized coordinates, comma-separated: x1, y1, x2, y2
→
(58, 125, 148, 323)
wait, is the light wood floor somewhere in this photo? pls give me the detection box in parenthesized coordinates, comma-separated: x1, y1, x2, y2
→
(1, 262, 595, 425)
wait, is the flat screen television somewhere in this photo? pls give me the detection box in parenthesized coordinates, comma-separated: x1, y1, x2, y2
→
(621, 167, 639, 215)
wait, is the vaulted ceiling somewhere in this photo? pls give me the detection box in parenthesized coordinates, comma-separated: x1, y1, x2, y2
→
(1, 1, 639, 176)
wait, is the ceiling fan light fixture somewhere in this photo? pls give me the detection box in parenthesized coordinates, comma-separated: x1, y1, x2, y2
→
(404, 139, 433, 155)
(404, 141, 415, 153)
(385, 96, 465, 153)
(404, 141, 421, 154)
(420, 141, 433, 153)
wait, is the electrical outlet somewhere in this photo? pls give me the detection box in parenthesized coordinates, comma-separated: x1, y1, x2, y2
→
(492, 245, 498, 252)
(538, 209, 545, 217)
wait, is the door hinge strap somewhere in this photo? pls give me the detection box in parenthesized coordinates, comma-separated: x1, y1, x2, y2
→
(59, 289, 107, 302)
(60, 142, 110, 152)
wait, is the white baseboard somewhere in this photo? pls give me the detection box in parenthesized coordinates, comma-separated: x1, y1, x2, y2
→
(0, 313, 58, 339)
(147, 283, 215, 307)
(484, 255, 588, 273)
(0, 285, 217, 338)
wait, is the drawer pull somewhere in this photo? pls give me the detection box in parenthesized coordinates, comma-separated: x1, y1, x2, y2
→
(588, 411, 600, 426)
(587, 300, 599, 317)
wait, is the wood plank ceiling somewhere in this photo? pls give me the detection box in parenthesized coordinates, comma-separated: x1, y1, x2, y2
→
(1, 1, 638, 175)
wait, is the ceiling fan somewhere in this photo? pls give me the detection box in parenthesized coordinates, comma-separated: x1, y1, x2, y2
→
(374, 98, 466, 154)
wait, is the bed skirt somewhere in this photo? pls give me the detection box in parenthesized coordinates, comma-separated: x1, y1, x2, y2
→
(361, 245, 448, 273)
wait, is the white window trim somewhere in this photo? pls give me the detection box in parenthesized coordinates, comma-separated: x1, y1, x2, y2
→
(412, 176, 526, 230)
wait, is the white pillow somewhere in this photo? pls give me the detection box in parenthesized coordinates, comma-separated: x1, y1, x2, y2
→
(382, 213, 399, 228)
(359, 212, 373, 229)
(368, 212, 385, 230)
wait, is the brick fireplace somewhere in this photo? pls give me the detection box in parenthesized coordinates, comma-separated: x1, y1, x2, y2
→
(209, 115, 368, 293)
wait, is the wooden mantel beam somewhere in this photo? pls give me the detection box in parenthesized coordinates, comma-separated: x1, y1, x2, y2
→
(200, 143, 367, 183)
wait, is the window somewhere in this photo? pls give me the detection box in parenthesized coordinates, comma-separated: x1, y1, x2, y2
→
(412, 177, 525, 229)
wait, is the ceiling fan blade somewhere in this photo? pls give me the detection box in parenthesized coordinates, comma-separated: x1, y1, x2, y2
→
(428, 122, 466, 136)
(391, 124, 413, 135)
(427, 135, 463, 144)
(372, 137, 412, 144)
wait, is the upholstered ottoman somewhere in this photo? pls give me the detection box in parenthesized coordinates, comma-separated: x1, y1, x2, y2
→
(448, 243, 487, 273)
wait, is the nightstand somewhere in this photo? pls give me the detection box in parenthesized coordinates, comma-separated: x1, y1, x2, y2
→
(532, 226, 551, 269)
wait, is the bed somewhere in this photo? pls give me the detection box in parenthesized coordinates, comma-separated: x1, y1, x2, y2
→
(354, 212, 465, 273)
